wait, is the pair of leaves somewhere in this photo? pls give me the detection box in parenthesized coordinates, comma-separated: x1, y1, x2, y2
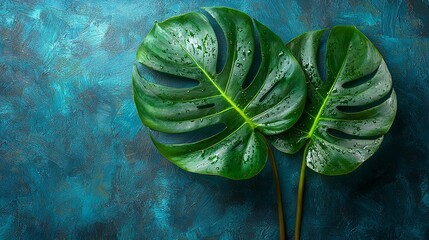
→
(133, 7, 397, 179)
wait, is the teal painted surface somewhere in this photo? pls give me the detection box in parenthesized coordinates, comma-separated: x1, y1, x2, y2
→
(1, 0, 428, 239)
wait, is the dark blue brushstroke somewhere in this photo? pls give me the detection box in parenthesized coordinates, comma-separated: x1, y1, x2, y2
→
(1, 0, 428, 239)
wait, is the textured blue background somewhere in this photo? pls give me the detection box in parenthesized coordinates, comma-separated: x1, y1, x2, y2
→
(1, 0, 428, 239)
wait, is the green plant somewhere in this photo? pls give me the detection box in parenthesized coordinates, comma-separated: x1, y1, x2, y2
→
(133, 7, 397, 240)
(133, 7, 306, 238)
(269, 27, 397, 239)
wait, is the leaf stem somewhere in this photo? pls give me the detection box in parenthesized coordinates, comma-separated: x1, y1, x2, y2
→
(295, 143, 309, 240)
(267, 143, 285, 240)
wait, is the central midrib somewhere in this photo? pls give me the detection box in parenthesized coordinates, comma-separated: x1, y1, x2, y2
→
(196, 63, 256, 129)
(161, 25, 255, 129)
(307, 35, 355, 139)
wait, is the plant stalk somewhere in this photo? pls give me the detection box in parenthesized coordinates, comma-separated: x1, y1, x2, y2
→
(267, 144, 285, 240)
(295, 143, 309, 240)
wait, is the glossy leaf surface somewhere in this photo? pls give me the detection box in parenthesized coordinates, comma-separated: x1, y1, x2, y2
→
(270, 26, 397, 175)
(133, 7, 306, 179)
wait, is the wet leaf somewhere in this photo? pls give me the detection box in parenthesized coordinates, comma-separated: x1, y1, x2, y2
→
(133, 7, 306, 179)
(270, 26, 397, 175)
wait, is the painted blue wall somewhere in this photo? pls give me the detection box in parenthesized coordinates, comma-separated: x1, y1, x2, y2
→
(1, 0, 428, 239)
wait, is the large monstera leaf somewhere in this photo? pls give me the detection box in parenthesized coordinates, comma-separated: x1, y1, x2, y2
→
(132, 7, 306, 179)
(270, 26, 397, 175)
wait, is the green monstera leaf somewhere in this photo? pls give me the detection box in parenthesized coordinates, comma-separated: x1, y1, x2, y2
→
(132, 7, 306, 180)
(270, 26, 397, 175)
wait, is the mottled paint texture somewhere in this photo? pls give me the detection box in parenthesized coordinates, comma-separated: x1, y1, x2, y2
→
(1, 0, 428, 239)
